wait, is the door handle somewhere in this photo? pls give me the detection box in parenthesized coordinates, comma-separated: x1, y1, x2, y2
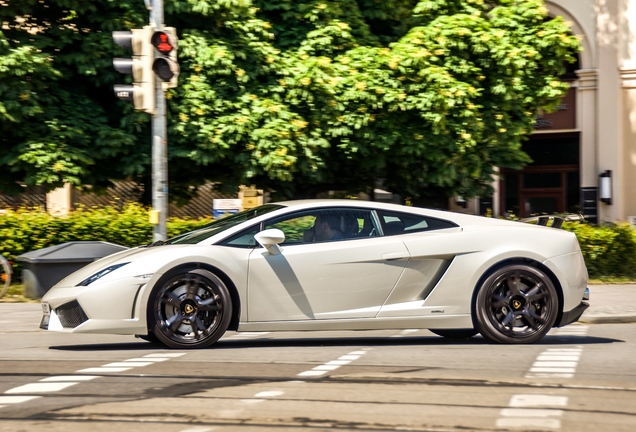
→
(382, 252, 409, 261)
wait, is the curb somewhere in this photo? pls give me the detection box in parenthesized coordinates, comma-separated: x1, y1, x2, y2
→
(579, 315, 636, 324)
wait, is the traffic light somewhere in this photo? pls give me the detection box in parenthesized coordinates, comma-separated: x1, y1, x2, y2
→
(112, 25, 155, 114)
(151, 27, 179, 89)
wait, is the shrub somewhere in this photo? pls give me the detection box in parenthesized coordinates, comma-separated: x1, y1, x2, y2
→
(0, 203, 211, 275)
(564, 222, 636, 279)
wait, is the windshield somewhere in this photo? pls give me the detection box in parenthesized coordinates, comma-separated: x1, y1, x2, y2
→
(164, 204, 284, 245)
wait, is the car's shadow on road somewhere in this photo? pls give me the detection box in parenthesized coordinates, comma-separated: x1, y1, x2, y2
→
(48, 333, 623, 351)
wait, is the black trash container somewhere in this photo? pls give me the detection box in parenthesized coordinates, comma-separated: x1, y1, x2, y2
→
(16, 241, 129, 299)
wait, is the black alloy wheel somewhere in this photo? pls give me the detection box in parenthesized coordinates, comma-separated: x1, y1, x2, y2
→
(474, 264, 559, 344)
(149, 268, 232, 349)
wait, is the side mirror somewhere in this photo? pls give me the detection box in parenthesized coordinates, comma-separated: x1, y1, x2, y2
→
(254, 228, 285, 255)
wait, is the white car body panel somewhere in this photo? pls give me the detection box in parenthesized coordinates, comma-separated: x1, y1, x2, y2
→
(247, 237, 409, 321)
(40, 199, 589, 346)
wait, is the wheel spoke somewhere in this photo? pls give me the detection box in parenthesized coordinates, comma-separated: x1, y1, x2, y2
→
(521, 309, 543, 330)
(192, 316, 206, 337)
(185, 277, 199, 301)
(505, 273, 522, 296)
(198, 295, 221, 312)
(490, 292, 508, 309)
(526, 284, 546, 302)
(165, 313, 186, 333)
(160, 290, 181, 308)
(501, 310, 516, 328)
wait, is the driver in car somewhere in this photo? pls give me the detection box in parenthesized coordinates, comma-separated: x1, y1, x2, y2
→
(303, 214, 344, 242)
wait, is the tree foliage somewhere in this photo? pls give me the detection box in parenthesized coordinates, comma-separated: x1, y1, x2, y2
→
(0, 0, 580, 204)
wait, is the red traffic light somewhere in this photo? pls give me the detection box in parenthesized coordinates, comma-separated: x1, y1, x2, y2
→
(151, 31, 175, 54)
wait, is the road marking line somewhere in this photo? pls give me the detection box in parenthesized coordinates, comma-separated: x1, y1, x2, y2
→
(77, 367, 132, 373)
(325, 360, 350, 365)
(0, 396, 41, 405)
(496, 395, 568, 429)
(254, 391, 284, 398)
(144, 353, 187, 358)
(497, 417, 561, 429)
(0, 352, 188, 411)
(297, 350, 368, 377)
(103, 361, 155, 367)
(313, 365, 342, 371)
(536, 355, 581, 361)
(527, 372, 574, 378)
(526, 346, 583, 379)
(126, 357, 170, 362)
(501, 408, 564, 417)
(553, 325, 588, 336)
(509, 395, 568, 407)
(40, 376, 98, 382)
(337, 355, 361, 361)
(298, 370, 328, 377)
(532, 361, 579, 368)
(529, 367, 576, 373)
(5, 382, 78, 393)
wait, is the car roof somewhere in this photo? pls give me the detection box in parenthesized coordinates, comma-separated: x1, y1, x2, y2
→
(272, 199, 515, 228)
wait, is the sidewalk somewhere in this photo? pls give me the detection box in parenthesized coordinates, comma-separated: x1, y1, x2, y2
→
(580, 284, 636, 324)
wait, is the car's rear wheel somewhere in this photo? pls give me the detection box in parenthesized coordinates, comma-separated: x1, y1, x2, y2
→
(149, 268, 232, 349)
(429, 329, 478, 339)
(474, 264, 558, 344)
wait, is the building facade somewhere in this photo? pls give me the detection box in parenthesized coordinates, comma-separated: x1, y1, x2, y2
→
(469, 0, 636, 225)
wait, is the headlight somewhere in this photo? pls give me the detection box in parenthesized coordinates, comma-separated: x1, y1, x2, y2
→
(76, 263, 130, 287)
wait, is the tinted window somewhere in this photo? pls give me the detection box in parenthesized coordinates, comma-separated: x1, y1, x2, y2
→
(166, 204, 283, 245)
(376, 210, 457, 236)
(264, 208, 379, 245)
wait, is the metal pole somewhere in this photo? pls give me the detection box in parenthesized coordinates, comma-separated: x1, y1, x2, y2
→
(150, 0, 168, 241)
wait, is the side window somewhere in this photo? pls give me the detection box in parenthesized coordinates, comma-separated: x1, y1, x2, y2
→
(219, 224, 261, 248)
(376, 210, 457, 236)
(265, 208, 379, 245)
(268, 214, 315, 243)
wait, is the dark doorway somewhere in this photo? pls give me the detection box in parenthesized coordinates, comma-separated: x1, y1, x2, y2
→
(501, 133, 580, 218)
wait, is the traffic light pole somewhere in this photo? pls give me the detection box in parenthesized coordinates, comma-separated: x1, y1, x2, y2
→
(150, 0, 168, 241)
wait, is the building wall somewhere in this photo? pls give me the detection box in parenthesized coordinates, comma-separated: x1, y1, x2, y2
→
(501, 0, 636, 224)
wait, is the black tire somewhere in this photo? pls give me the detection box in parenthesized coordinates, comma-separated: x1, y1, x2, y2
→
(148, 268, 232, 349)
(474, 264, 558, 344)
(429, 329, 478, 339)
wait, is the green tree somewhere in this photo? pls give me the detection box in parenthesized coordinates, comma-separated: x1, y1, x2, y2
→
(0, 0, 580, 205)
(0, 1, 146, 195)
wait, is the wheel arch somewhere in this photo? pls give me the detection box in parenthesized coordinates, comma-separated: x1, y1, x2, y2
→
(145, 262, 242, 332)
(470, 257, 564, 327)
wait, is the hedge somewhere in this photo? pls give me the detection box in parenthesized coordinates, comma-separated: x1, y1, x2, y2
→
(0, 203, 211, 275)
(563, 222, 636, 280)
(2, 204, 636, 280)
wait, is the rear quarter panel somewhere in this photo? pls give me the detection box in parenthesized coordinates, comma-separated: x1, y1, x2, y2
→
(399, 224, 586, 315)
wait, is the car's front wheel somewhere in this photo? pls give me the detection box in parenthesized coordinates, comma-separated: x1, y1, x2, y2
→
(148, 268, 232, 349)
(474, 264, 558, 344)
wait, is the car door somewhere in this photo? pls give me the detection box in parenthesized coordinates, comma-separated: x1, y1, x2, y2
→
(246, 208, 410, 322)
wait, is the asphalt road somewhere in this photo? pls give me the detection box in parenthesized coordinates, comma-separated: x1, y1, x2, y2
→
(1, 303, 635, 432)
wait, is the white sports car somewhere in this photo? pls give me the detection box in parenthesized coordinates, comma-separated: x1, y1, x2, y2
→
(40, 200, 589, 349)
